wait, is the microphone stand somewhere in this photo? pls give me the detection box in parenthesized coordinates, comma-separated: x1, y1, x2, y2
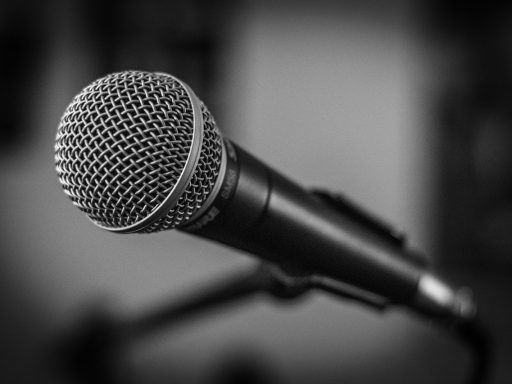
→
(56, 261, 390, 384)
(56, 190, 489, 384)
(56, 260, 489, 384)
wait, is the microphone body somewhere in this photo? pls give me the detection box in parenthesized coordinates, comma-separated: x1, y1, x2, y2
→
(184, 140, 466, 318)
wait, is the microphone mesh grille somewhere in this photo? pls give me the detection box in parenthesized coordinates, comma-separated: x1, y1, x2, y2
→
(143, 103, 221, 232)
(55, 71, 222, 231)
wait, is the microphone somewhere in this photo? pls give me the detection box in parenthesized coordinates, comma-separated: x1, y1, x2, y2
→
(55, 71, 475, 322)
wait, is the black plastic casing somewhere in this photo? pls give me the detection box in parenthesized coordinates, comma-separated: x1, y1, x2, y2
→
(183, 140, 424, 305)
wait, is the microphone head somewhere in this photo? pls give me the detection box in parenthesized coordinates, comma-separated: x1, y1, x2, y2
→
(55, 71, 225, 233)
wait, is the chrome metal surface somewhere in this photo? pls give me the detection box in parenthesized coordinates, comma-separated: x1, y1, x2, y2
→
(414, 273, 477, 320)
(55, 71, 224, 232)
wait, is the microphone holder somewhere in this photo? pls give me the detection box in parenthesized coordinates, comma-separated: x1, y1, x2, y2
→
(126, 261, 390, 342)
(56, 261, 390, 384)
(56, 262, 489, 384)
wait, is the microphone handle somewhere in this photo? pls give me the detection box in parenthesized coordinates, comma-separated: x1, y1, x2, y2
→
(183, 140, 473, 320)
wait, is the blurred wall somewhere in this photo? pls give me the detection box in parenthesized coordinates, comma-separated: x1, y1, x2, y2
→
(0, 1, 489, 384)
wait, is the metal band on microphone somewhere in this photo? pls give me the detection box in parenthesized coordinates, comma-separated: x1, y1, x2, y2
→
(182, 139, 240, 232)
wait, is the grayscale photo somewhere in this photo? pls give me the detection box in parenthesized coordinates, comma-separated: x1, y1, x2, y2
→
(0, 1, 510, 383)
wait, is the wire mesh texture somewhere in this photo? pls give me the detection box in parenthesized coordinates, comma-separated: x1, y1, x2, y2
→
(55, 71, 223, 232)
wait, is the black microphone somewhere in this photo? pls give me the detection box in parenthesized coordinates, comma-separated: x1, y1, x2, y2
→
(55, 71, 475, 322)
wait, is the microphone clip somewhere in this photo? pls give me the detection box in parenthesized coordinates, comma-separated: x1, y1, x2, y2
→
(262, 263, 390, 311)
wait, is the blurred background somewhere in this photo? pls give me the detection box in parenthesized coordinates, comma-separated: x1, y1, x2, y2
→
(1, 0, 511, 383)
